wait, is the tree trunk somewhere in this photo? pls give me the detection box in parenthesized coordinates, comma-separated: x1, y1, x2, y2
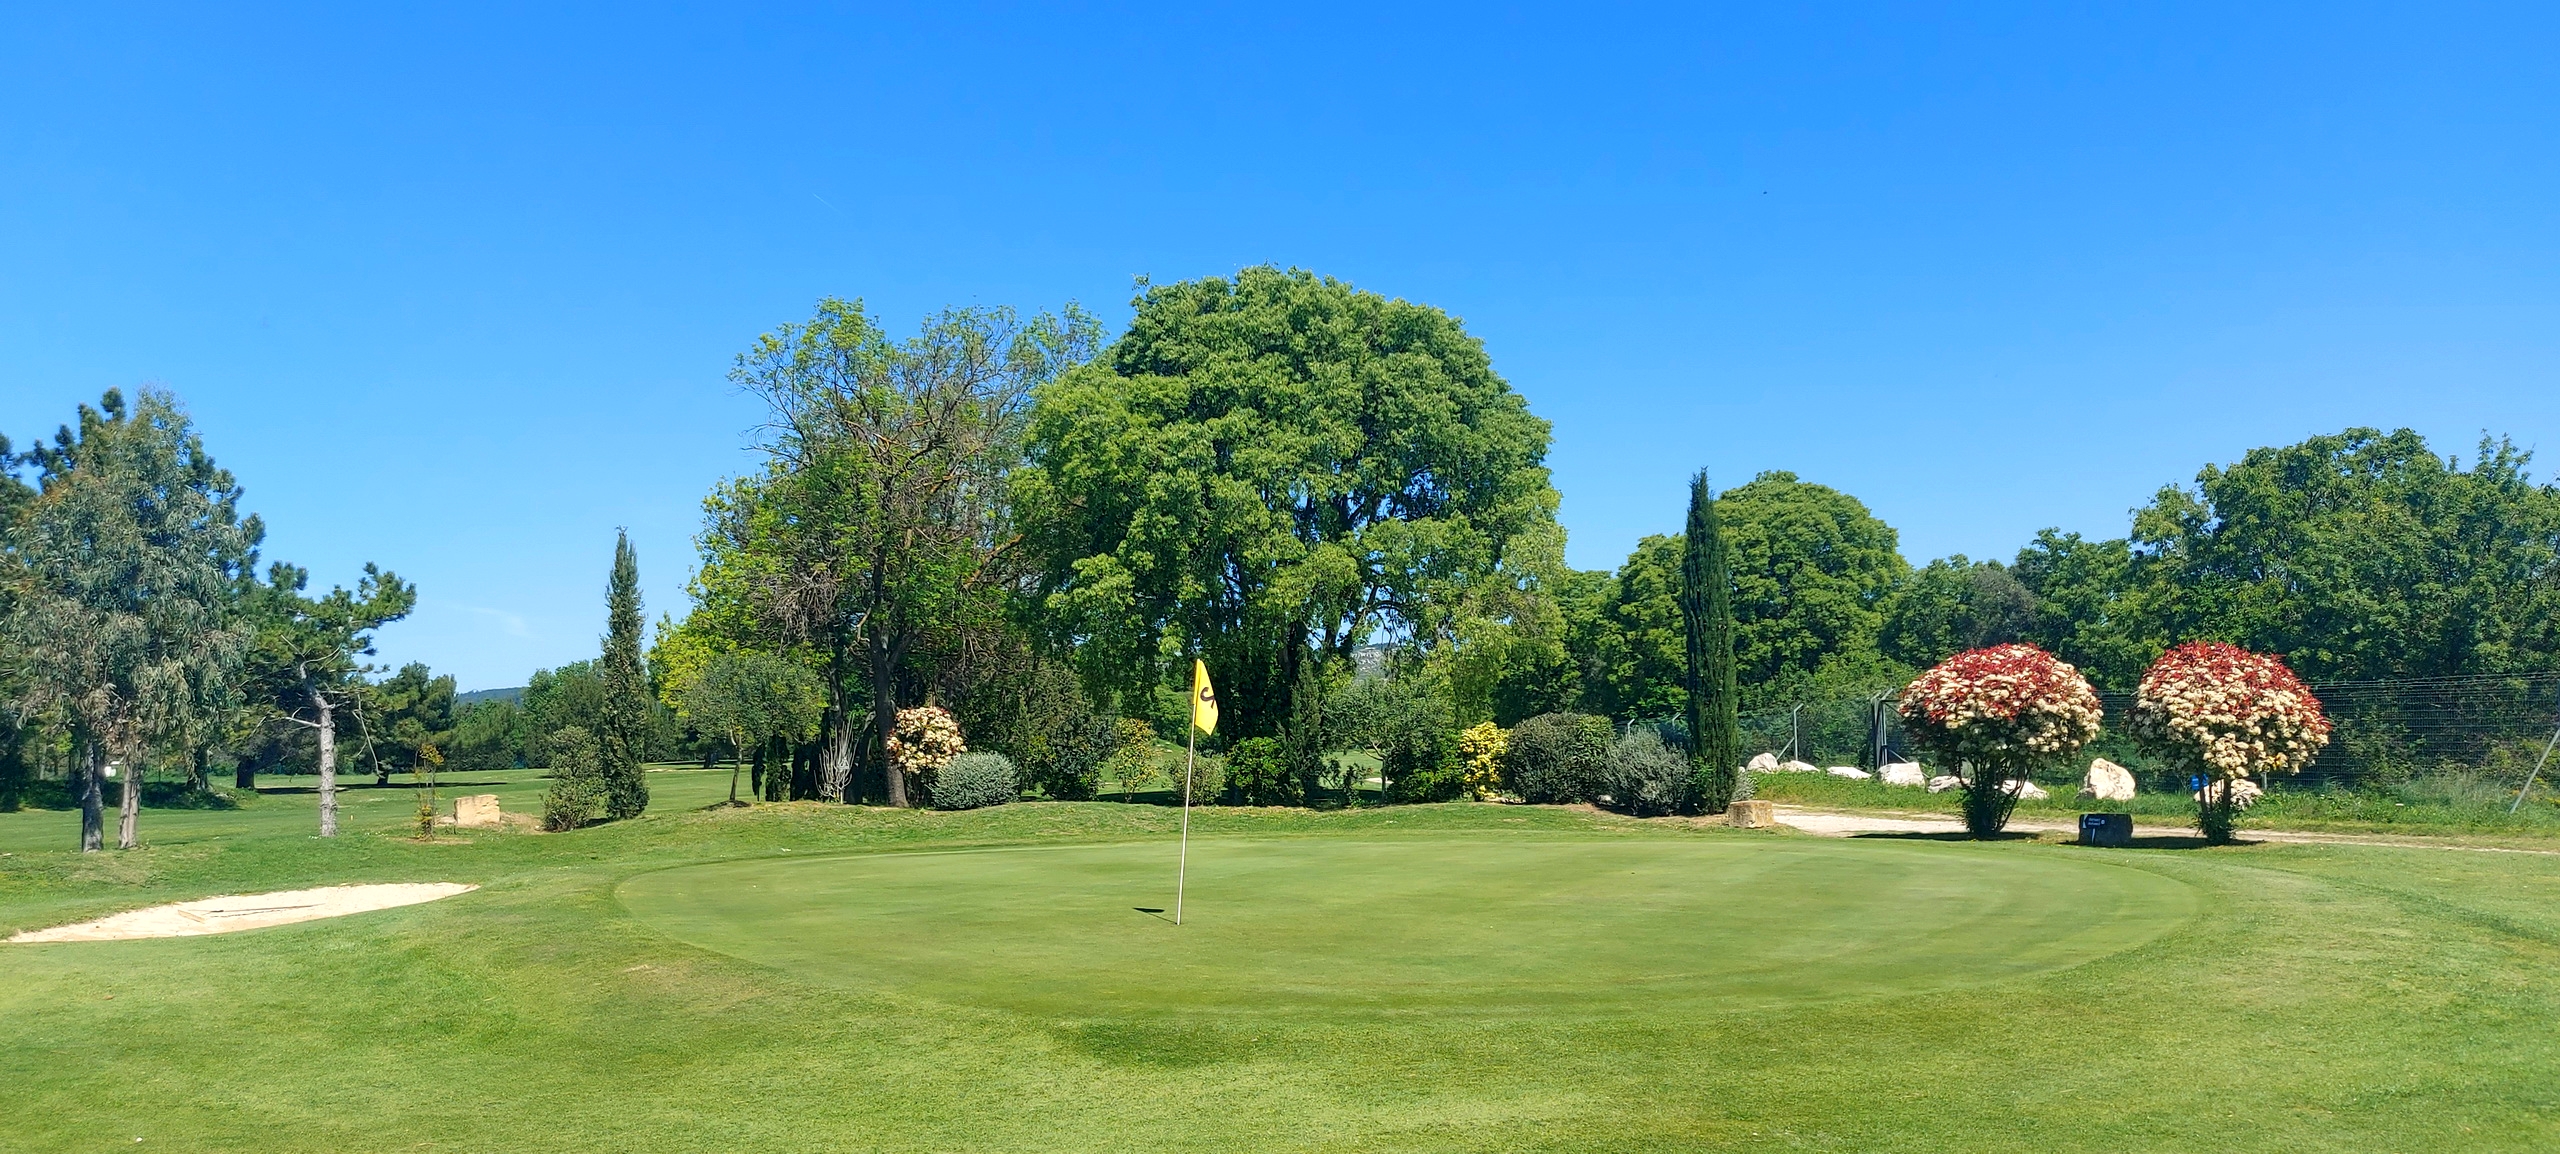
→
(871, 671, 905, 808)
(315, 690, 340, 838)
(188, 745, 210, 795)
(116, 747, 142, 850)
(235, 753, 257, 791)
(728, 730, 744, 805)
(77, 739, 105, 853)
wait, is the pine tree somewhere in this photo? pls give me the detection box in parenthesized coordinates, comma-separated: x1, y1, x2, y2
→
(1680, 470, 1741, 813)
(596, 531, 651, 820)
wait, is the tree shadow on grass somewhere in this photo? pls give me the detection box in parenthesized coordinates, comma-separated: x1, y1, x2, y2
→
(1850, 829, 2249, 851)
(1845, 831, 2041, 843)
(255, 780, 519, 795)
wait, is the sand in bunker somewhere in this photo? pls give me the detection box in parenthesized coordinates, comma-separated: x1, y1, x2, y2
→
(9, 883, 476, 943)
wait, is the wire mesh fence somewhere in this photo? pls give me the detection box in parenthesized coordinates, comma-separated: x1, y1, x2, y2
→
(1735, 670, 2560, 790)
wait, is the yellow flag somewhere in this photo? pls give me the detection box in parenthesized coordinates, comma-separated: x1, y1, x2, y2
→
(1190, 659, 1219, 735)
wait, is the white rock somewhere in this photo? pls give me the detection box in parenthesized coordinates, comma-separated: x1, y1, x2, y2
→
(1926, 775, 1965, 793)
(1747, 752, 1781, 772)
(2078, 758, 2137, 803)
(1826, 766, 1872, 780)
(1999, 779, 2050, 801)
(1779, 760, 1821, 774)
(2193, 778, 2265, 809)
(1879, 762, 1927, 787)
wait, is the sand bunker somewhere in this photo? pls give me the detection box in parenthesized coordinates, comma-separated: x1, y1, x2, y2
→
(9, 883, 476, 943)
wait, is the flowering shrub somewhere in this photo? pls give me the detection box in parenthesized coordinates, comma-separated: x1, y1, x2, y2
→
(2132, 642, 2330, 842)
(1898, 644, 2102, 836)
(1457, 722, 1508, 801)
(1899, 644, 2104, 766)
(887, 705, 965, 779)
(2132, 642, 2330, 780)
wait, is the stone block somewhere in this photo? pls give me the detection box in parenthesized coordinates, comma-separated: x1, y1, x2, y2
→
(454, 794, 502, 829)
(1725, 800, 1777, 828)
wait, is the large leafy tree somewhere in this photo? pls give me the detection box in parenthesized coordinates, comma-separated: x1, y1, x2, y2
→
(2118, 429, 2560, 682)
(1589, 471, 1910, 717)
(1879, 555, 2039, 671)
(1016, 267, 1560, 739)
(714, 298, 1100, 805)
(596, 530, 651, 819)
(5, 390, 257, 850)
(241, 560, 415, 834)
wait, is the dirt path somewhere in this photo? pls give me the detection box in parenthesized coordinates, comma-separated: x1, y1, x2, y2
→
(1771, 806, 2560, 856)
(9, 883, 477, 943)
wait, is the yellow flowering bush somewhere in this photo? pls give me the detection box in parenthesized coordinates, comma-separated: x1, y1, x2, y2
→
(1458, 722, 1508, 800)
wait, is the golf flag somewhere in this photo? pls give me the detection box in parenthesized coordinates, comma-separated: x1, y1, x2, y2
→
(1191, 659, 1219, 735)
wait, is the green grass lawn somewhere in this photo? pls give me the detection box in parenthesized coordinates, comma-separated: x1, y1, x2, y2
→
(4, 774, 2558, 1151)
(1747, 766, 2560, 842)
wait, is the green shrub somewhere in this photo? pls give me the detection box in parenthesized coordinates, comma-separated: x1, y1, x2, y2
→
(1167, 754, 1224, 806)
(1106, 719, 1163, 800)
(1224, 737, 1299, 806)
(1503, 712, 1614, 803)
(931, 752, 1019, 810)
(1602, 726, 1692, 817)
(542, 726, 604, 831)
(1379, 692, 1461, 804)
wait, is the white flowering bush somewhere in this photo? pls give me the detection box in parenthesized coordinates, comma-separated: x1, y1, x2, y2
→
(887, 705, 966, 780)
(2132, 641, 2330, 842)
(1898, 644, 2103, 836)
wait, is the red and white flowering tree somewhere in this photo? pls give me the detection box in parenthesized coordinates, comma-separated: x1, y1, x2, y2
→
(887, 705, 966, 786)
(1898, 643, 2104, 836)
(2131, 641, 2330, 842)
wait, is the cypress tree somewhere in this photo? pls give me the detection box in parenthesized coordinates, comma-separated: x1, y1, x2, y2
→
(597, 530, 651, 820)
(1680, 470, 1741, 813)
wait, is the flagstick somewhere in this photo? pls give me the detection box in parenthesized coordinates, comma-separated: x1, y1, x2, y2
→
(1176, 721, 1195, 925)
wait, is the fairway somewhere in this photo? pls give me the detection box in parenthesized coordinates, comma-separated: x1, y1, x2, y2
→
(621, 837, 2196, 1015)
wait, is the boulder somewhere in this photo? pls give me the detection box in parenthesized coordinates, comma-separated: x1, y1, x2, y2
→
(1779, 760, 1821, 774)
(1747, 752, 1781, 772)
(1826, 766, 1872, 780)
(1926, 775, 1965, 793)
(1999, 779, 2050, 801)
(2078, 758, 2138, 803)
(453, 794, 502, 830)
(1878, 762, 1926, 787)
(2194, 778, 2265, 809)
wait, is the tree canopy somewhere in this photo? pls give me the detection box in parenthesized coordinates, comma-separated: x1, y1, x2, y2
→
(1015, 266, 1559, 738)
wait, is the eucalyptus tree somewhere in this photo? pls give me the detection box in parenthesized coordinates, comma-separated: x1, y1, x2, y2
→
(240, 560, 415, 836)
(1015, 267, 1560, 740)
(5, 390, 257, 850)
(715, 297, 1101, 805)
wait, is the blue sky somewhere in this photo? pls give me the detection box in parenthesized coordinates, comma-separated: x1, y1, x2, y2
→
(5, 3, 2555, 691)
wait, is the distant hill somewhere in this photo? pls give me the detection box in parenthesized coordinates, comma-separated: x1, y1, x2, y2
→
(456, 686, 525, 707)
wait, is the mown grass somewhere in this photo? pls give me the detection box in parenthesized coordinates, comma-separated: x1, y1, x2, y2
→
(1748, 765, 2560, 840)
(3, 772, 2558, 1151)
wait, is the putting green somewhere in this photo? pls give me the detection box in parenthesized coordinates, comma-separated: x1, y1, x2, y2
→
(619, 836, 2195, 1016)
